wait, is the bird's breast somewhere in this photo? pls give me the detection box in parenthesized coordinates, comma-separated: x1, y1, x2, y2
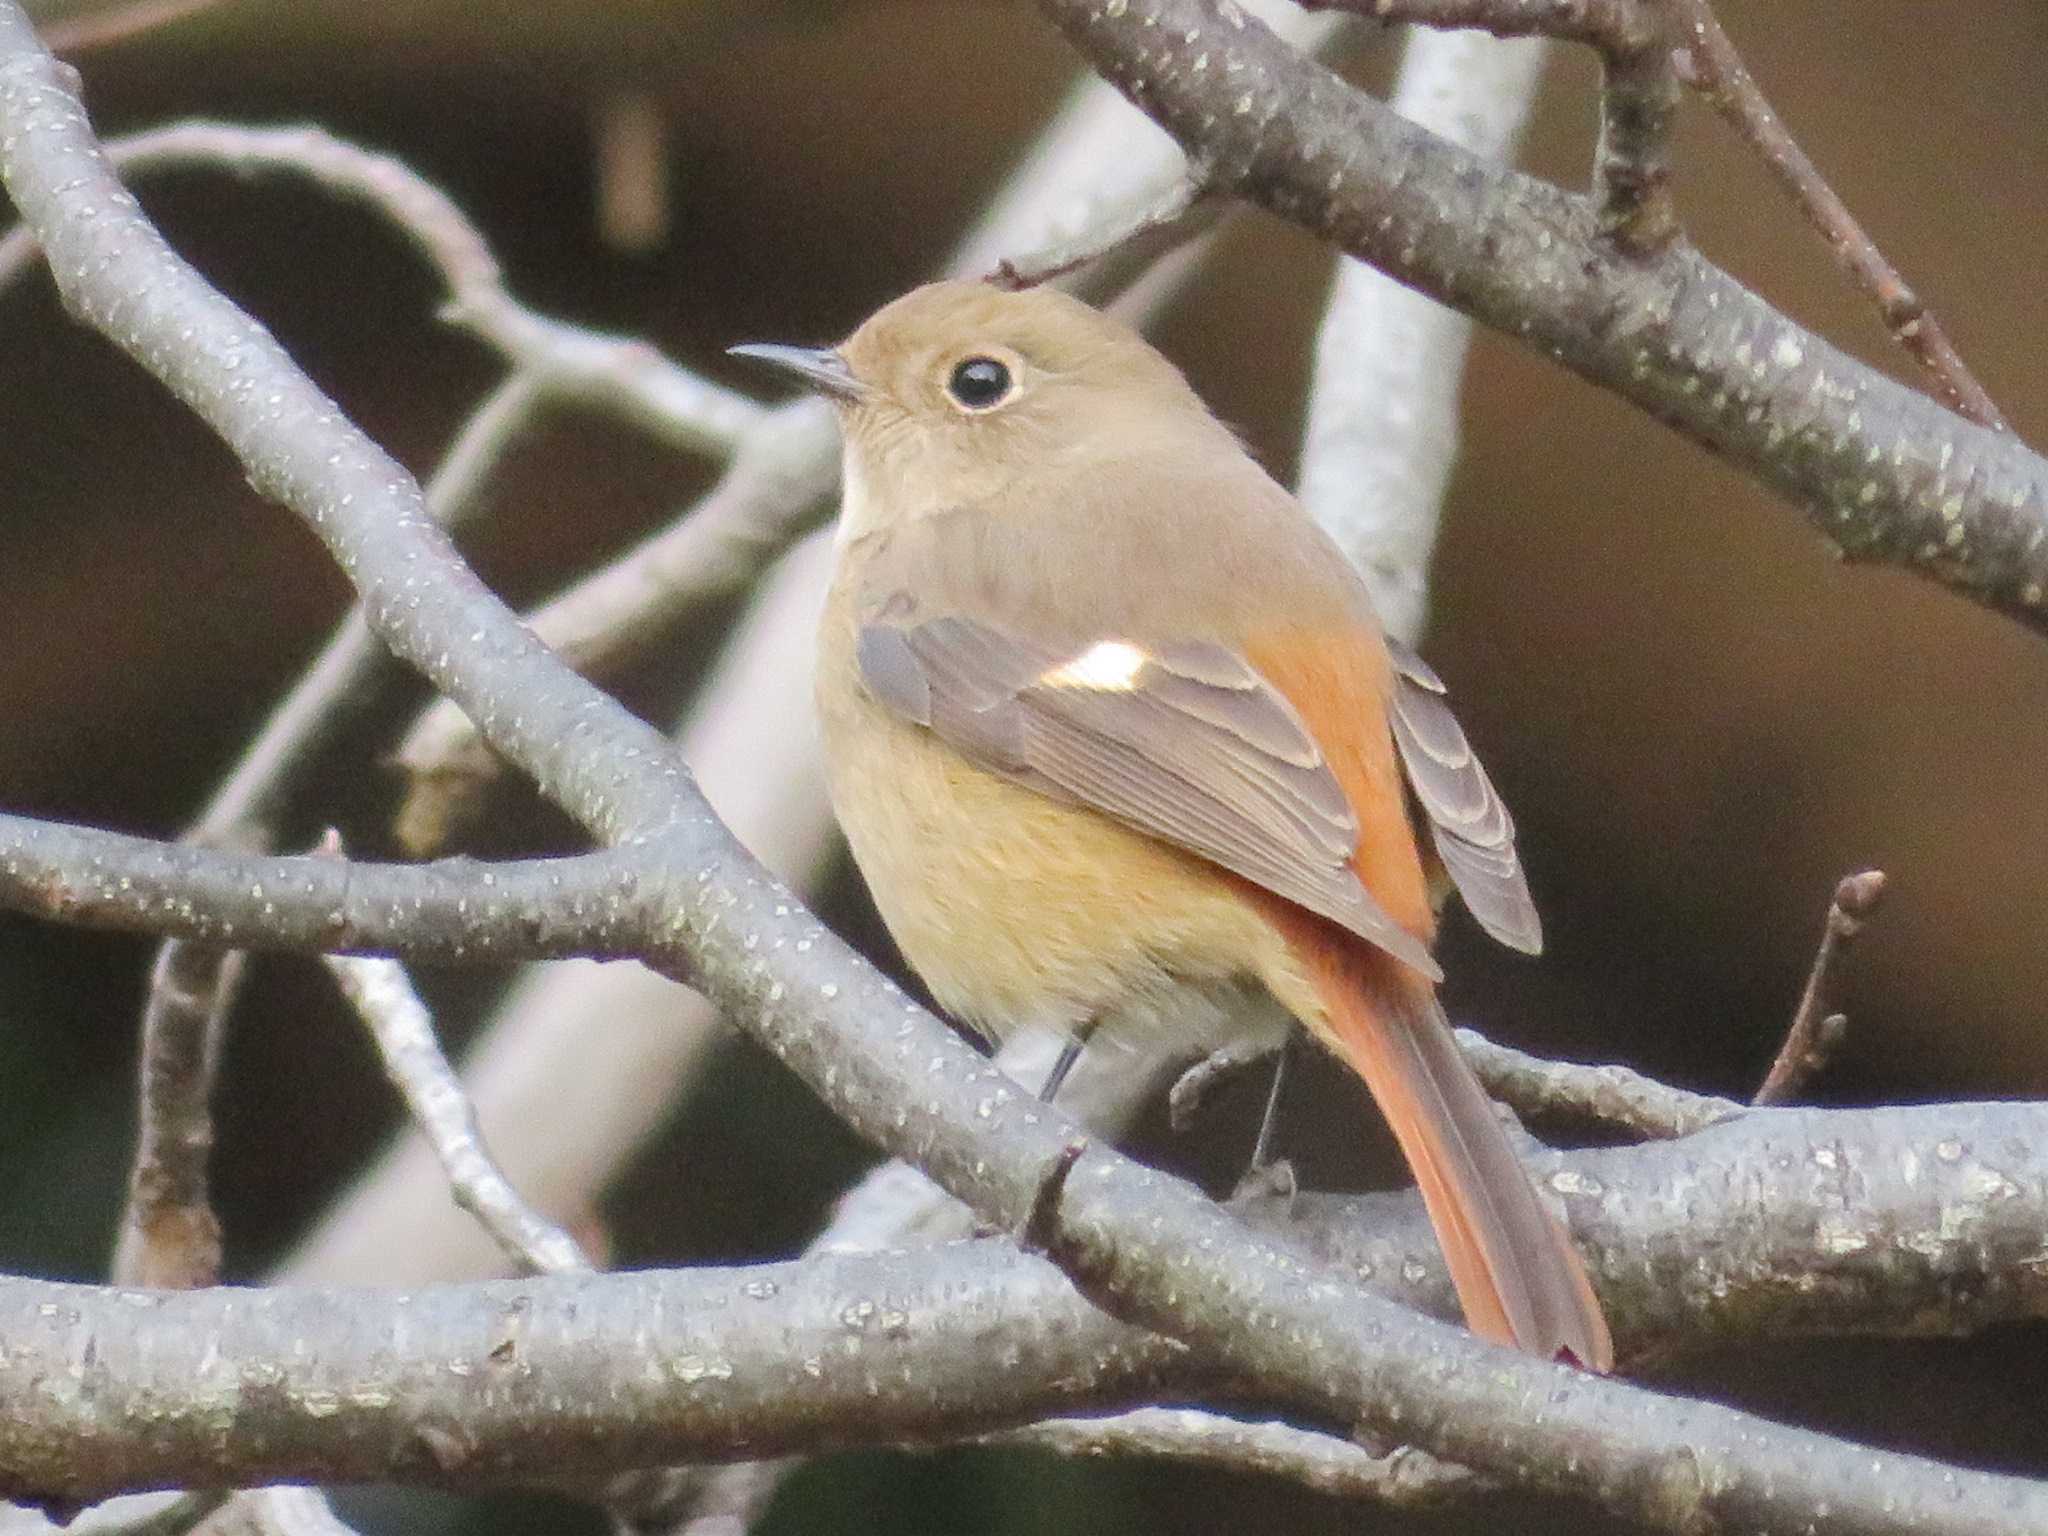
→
(815, 586, 1296, 1053)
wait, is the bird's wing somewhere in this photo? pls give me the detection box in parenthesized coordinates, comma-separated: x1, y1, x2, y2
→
(855, 608, 1442, 982)
(1383, 638, 1542, 955)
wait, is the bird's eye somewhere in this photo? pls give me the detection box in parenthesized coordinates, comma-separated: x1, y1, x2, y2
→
(946, 356, 1014, 411)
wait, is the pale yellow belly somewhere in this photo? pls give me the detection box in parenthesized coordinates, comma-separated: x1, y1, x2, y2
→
(819, 680, 1303, 1060)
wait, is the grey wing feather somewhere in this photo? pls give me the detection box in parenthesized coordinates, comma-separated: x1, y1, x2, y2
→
(856, 627, 931, 725)
(858, 613, 1441, 982)
(1385, 637, 1542, 955)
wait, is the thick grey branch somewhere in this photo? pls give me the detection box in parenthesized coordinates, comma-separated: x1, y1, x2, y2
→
(1039, 0, 2048, 631)
(0, 813, 656, 960)
(0, 1245, 1190, 1502)
(5, 1103, 2048, 1504)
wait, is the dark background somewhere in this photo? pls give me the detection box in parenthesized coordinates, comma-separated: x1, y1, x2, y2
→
(2, 1, 2045, 1531)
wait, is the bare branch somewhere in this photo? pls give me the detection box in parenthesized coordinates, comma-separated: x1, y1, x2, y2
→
(0, 814, 657, 961)
(109, 940, 240, 1288)
(0, 122, 760, 456)
(1305, 0, 1675, 251)
(1671, 1, 2008, 430)
(8, 1101, 2048, 1512)
(1297, 24, 1549, 644)
(113, 374, 544, 1293)
(0, 1243, 1193, 1501)
(1042, 0, 2048, 634)
(1454, 1025, 1744, 1139)
(1303, 0, 2005, 429)
(1754, 869, 1886, 1106)
(390, 401, 840, 854)
(990, 176, 1221, 292)
(983, 1408, 1476, 1507)
(324, 949, 590, 1277)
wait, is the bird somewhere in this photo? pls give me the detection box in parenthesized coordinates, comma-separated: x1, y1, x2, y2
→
(730, 278, 1612, 1371)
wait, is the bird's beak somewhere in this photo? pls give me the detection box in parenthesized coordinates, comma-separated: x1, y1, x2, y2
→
(727, 342, 866, 402)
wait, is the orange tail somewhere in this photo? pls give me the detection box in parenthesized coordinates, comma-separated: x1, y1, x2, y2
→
(1272, 911, 1612, 1371)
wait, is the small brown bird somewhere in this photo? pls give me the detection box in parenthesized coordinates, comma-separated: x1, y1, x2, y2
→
(732, 280, 1611, 1370)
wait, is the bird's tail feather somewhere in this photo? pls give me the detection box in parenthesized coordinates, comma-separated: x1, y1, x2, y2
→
(1275, 910, 1613, 1371)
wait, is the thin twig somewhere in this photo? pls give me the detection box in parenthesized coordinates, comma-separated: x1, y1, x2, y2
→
(1454, 1025, 1744, 1139)
(982, 1408, 1478, 1507)
(390, 399, 840, 854)
(990, 175, 1219, 291)
(1671, 1, 2007, 431)
(108, 375, 544, 1290)
(1169, 1024, 1738, 1143)
(323, 944, 590, 1277)
(0, 122, 761, 456)
(109, 942, 240, 1288)
(1754, 869, 1885, 1107)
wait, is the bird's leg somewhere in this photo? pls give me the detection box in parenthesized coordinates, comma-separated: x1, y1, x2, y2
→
(1229, 1029, 1299, 1206)
(1167, 1036, 1283, 1131)
(1038, 1019, 1099, 1103)
(1247, 1026, 1297, 1173)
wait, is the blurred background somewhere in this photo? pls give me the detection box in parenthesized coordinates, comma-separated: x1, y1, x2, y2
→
(1, 0, 2044, 1531)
